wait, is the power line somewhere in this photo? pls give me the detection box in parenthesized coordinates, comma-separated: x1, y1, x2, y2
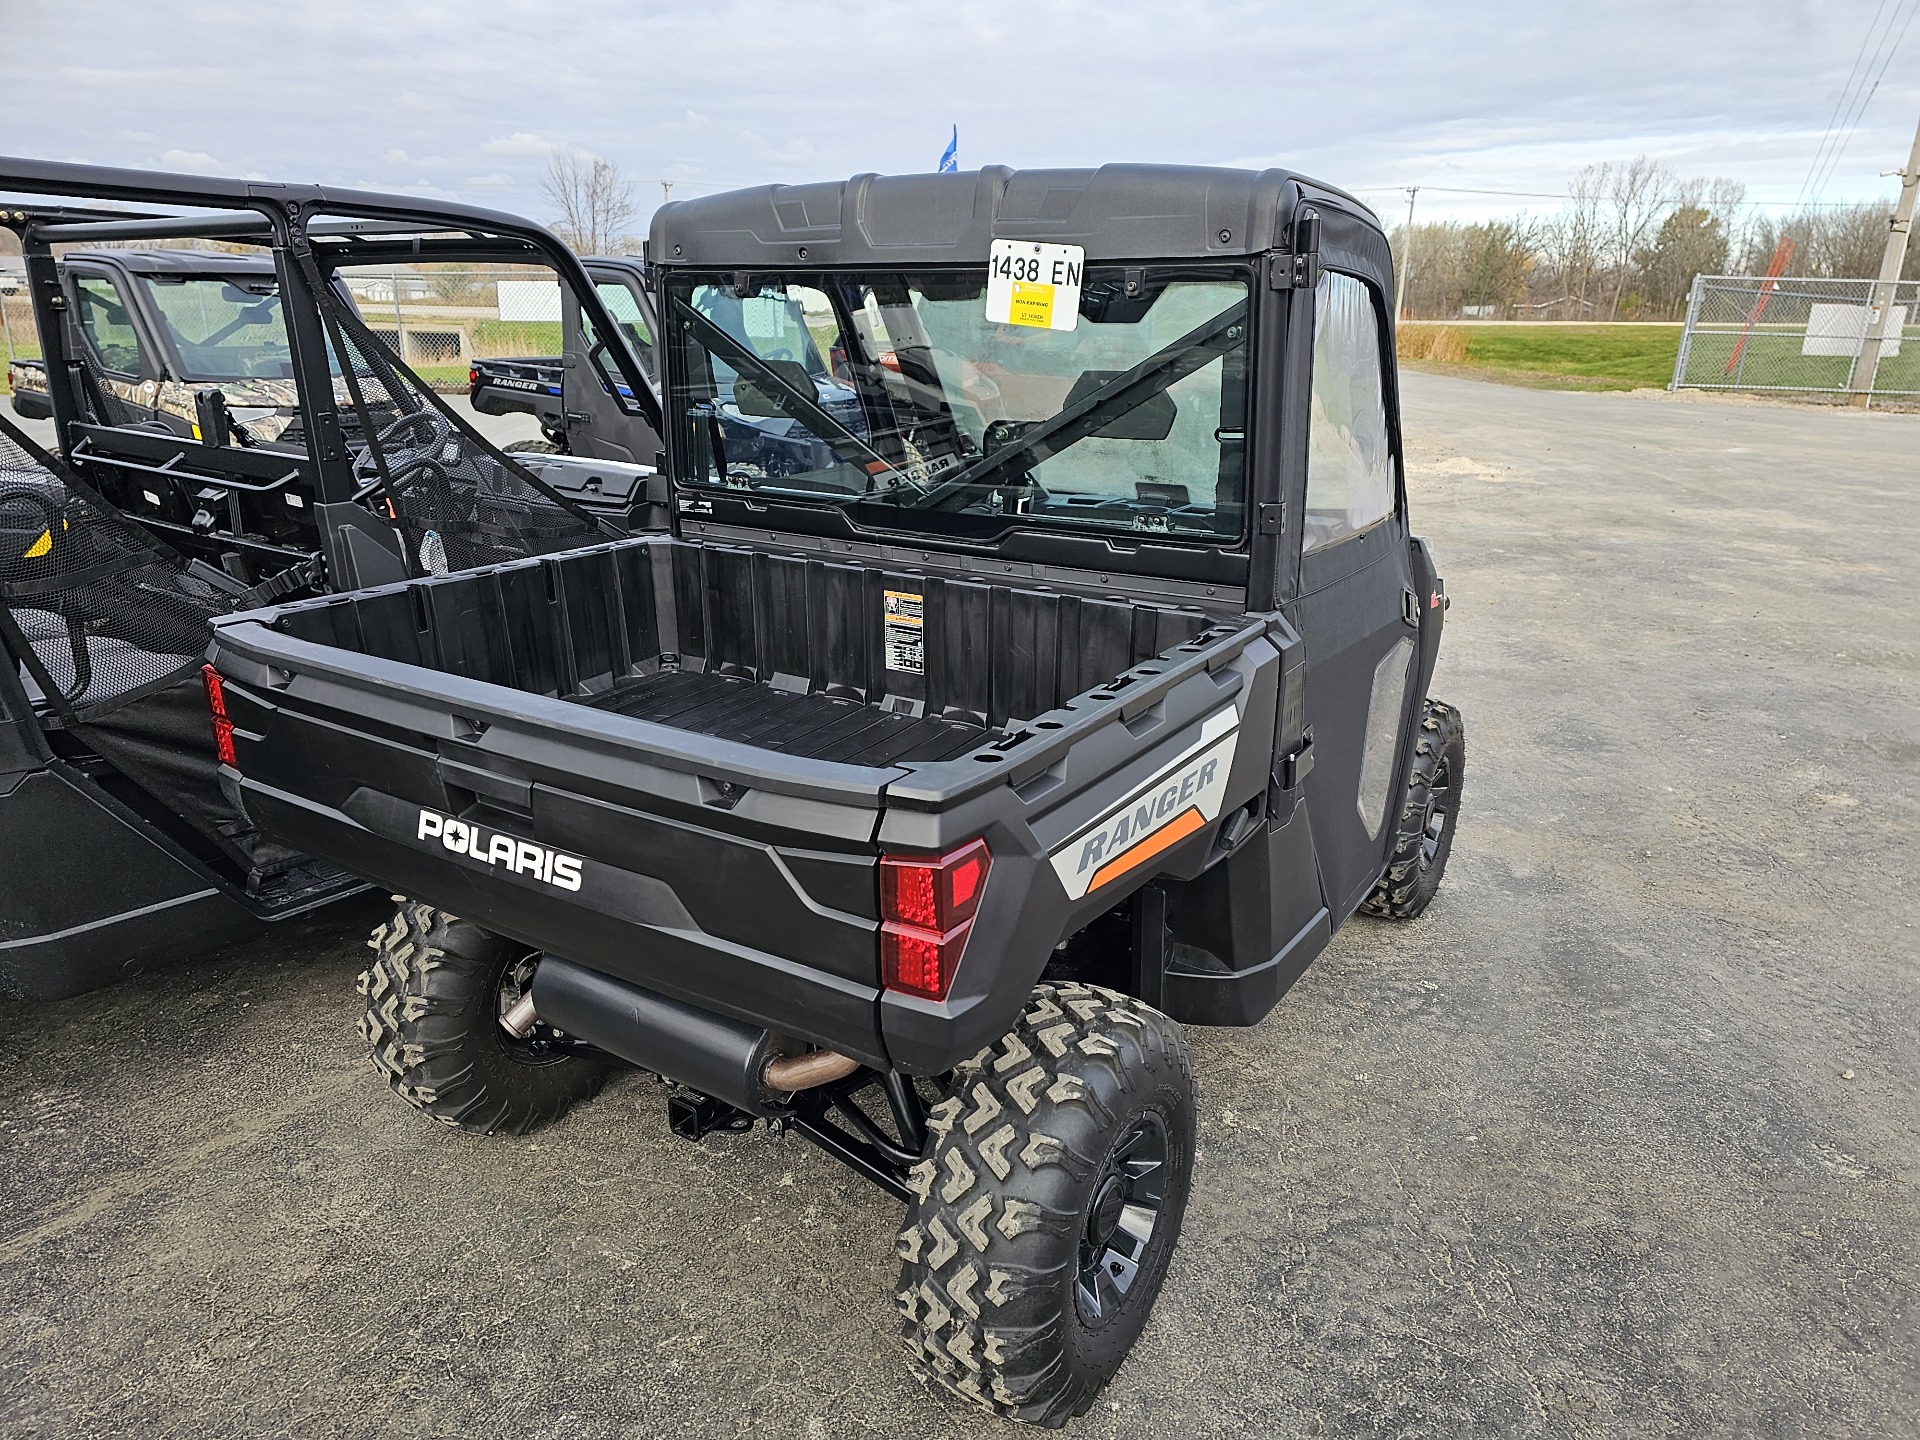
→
(1798, 0, 1894, 208)
(1807, 0, 1919, 202)
(1366, 184, 1568, 199)
(1354, 188, 1890, 211)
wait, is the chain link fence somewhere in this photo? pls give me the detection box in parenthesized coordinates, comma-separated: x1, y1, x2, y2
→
(1672, 274, 1920, 398)
(2, 281, 38, 384)
(334, 265, 571, 390)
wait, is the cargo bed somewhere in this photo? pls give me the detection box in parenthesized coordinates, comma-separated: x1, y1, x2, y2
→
(210, 534, 1287, 1071)
(582, 668, 991, 764)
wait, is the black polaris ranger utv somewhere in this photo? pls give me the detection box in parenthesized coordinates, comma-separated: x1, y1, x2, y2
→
(0, 157, 660, 1000)
(468, 254, 659, 463)
(207, 164, 1464, 1424)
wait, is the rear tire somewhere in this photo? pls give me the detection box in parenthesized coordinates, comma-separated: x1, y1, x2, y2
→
(1359, 699, 1465, 920)
(504, 438, 564, 456)
(357, 902, 613, 1134)
(895, 982, 1195, 1427)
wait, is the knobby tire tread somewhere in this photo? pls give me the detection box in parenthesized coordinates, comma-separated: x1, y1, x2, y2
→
(356, 901, 612, 1136)
(1359, 698, 1466, 920)
(895, 982, 1195, 1427)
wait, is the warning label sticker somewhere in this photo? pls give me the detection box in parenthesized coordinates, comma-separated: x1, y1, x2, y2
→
(986, 239, 1084, 332)
(883, 589, 924, 674)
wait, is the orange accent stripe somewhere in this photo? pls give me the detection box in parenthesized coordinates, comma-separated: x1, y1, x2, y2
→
(1087, 807, 1206, 892)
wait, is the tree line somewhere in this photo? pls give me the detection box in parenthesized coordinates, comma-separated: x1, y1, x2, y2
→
(1390, 156, 1920, 322)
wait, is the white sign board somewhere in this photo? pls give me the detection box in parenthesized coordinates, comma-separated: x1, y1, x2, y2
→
(986, 239, 1084, 331)
(1803, 302, 1906, 358)
(497, 279, 563, 324)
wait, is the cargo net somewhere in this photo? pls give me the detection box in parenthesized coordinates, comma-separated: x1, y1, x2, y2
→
(0, 411, 232, 722)
(312, 277, 606, 575)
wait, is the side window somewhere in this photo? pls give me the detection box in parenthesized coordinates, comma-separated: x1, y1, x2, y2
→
(1304, 271, 1393, 553)
(594, 280, 655, 378)
(72, 275, 147, 375)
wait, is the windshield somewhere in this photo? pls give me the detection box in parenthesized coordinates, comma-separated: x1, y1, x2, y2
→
(666, 268, 1250, 543)
(137, 274, 296, 382)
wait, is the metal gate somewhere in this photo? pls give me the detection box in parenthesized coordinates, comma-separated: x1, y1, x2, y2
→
(1671, 274, 1920, 398)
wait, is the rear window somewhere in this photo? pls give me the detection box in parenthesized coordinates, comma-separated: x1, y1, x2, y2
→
(665, 267, 1252, 545)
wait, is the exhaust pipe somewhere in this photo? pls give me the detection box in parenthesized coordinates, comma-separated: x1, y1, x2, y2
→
(499, 992, 539, 1039)
(528, 957, 860, 1112)
(764, 1048, 860, 1091)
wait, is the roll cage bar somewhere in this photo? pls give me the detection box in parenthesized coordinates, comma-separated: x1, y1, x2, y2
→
(0, 156, 664, 502)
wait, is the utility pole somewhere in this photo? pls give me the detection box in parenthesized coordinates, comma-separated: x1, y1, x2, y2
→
(660, 179, 675, 206)
(1394, 187, 1419, 322)
(1849, 110, 1920, 405)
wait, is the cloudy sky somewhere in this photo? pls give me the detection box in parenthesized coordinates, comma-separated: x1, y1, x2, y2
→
(3, 0, 1916, 230)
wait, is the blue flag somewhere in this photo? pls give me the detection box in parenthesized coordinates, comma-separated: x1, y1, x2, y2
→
(939, 126, 958, 173)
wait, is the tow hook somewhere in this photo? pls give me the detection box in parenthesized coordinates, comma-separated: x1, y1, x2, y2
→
(500, 992, 540, 1039)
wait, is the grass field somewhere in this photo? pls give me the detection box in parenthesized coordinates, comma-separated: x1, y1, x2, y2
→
(2, 297, 41, 390)
(1398, 324, 1682, 390)
(1399, 320, 1920, 396)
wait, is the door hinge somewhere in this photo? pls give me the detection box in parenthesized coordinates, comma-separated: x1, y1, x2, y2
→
(1256, 502, 1285, 534)
(1278, 731, 1315, 790)
(1268, 252, 1320, 290)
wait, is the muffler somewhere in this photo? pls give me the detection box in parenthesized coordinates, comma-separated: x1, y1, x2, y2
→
(529, 957, 855, 1114)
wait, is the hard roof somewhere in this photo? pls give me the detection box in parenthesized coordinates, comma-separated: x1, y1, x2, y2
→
(651, 164, 1380, 269)
(71, 247, 275, 275)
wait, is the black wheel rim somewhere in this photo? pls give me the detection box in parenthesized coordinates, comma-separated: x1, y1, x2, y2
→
(1075, 1111, 1170, 1327)
(1420, 759, 1454, 868)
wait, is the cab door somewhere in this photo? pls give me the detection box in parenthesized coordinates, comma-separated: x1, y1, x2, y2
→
(1292, 269, 1421, 922)
(560, 263, 662, 465)
(65, 266, 165, 428)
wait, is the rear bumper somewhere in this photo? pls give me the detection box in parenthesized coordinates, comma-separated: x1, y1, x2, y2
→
(237, 773, 897, 1067)
(9, 389, 52, 421)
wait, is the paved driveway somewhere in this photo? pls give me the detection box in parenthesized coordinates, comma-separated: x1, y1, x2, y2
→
(3, 375, 1915, 1438)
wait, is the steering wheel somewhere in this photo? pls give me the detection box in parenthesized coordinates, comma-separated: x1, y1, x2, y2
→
(371, 407, 455, 456)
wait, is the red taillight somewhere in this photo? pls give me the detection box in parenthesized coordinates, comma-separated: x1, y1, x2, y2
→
(468, 367, 479, 388)
(879, 839, 991, 1002)
(201, 663, 237, 768)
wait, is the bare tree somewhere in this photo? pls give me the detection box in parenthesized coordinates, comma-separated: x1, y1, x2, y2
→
(541, 150, 638, 255)
(1544, 163, 1609, 316)
(1603, 156, 1675, 319)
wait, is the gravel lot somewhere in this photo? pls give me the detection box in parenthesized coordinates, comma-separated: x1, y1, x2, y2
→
(3, 374, 1916, 1438)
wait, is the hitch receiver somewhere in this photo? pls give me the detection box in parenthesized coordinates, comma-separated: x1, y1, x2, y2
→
(668, 1090, 755, 1141)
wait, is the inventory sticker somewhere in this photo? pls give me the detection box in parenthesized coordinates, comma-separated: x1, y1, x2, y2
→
(883, 589, 925, 674)
(1048, 706, 1240, 900)
(986, 239, 1083, 332)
